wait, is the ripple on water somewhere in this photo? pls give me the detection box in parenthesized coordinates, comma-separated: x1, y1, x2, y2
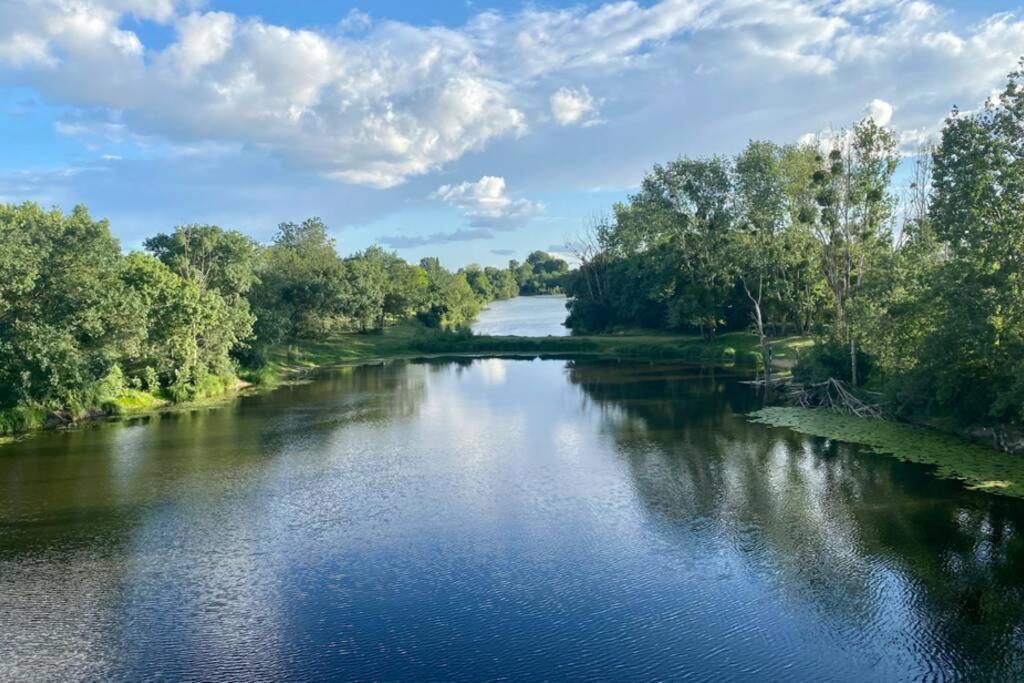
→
(1, 358, 1023, 680)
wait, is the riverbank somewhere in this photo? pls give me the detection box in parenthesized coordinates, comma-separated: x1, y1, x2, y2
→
(3, 325, 1020, 502)
(0, 377, 254, 444)
(263, 324, 812, 374)
(0, 324, 807, 443)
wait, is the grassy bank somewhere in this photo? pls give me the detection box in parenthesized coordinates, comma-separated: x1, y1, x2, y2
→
(262, 324, 811, 373)
(750, 407, 1024, 499)
(4, 324, 801, 442)
(0, 376, 249, 443)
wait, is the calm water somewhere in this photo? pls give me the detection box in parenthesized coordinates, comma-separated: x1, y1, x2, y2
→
(471, 294, 570, 336)
(2, 359, 1024, 681)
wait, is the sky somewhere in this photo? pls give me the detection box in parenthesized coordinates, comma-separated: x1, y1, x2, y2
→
(2, 0, 1023, 268)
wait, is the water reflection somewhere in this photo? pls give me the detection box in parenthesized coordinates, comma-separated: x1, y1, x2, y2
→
(0, 358, 1022, 680)
(568, 359, 1024, 678)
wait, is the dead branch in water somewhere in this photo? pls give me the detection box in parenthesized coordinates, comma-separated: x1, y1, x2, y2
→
(785, 378, 886, 419)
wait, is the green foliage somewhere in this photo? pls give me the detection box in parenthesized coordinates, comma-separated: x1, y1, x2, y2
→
(461, 265, 494, 303)
(485, 266, 519, 299)
(417, 258, 482, 329)
(893, 66, 1024, 429)
(793, 339, 875, 386)
(567, 146, 825, 338)
(0, 203, 140, 412)
(248, 217, 349, 345)
(119, 252, 241, 401)
(0, 407, 47, 437)
(517, 251, 569, 294)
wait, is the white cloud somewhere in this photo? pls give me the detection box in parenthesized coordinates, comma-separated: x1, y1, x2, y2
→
(2, 0, 1024, 192)
(865, 98, 894, 126)
(432, 176, 543, 228)
(550, 86, 602, 126)
(339, 9, 372, 33)
(163, 11, 236, 75)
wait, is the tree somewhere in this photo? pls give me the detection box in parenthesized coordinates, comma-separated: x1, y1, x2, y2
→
(485, 266, 518, 300)
(0, 203, 141, 410)
(341, 246, 428, 331)
(144, 224, 259, 297)
(807, 119, 899, 384)
(120, 253, 242, 400)
(644, 157, 735, 337)
(520, 251, 569, 294)
(248, 218, 348, 344)
(417, 258, 481, 329)
(144, 224, 258, 362)
(461, 264, 495, 303)
(343, 246, 390, 331)
(732, 141, 789, 382)
(904, 65, 1024, 434)
(383, 259, 429, 325)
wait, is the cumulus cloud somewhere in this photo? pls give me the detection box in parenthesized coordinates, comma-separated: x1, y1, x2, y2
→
(865, 98, 894, 126)
(0, 0, 527, 188)
(550, 86, 601, 126)
(2, 0, 1024, 193)
(799, 97, 924, 153)
(432, 176, 543, 229)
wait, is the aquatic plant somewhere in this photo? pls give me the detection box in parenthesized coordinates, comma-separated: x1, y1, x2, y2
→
(749, 407, 1024, 499)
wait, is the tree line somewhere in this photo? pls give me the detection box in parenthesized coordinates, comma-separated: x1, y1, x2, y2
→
(566, 65, 1024, 439)
(0, 205, 567, 429)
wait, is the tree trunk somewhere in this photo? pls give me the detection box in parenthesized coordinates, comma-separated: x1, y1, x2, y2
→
(850, 336, 858, 386)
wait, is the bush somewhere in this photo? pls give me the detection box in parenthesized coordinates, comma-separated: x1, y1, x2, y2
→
(101, 399, 123, 416)
(794, 340, 875, 384)
(0, 407, 47, 436)
(238, 366, 279, 387)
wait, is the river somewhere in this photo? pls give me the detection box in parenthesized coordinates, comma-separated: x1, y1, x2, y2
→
(471, 294, 570, 336)
(2, 361, 1024, 679)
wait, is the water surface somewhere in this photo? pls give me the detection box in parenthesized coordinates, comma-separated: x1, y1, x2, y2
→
(2, 359, 1023, 680)
(471, 294, 570, 336)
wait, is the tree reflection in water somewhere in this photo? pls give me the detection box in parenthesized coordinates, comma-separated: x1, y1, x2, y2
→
(567, 358, 1024, 676)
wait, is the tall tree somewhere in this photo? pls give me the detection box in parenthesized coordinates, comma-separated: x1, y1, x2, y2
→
(909, 65, 1024, 434)
(249, 218, 348, 343)
(732, 141, 788, 381)
(647, 157, 734, 337)
(808, 119, 899, 384)
(144, 224, 258, 362)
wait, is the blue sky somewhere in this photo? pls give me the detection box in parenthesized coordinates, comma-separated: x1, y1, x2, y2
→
(2, 0, 1023, 267)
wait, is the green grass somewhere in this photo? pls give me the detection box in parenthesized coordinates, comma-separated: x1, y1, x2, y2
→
(261, 325, 816, 378)
(102, 389, 167, 417)
(263, 321, 428, 371)
(0, 406, 48, 438)
(749, 407, 1024, 499)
